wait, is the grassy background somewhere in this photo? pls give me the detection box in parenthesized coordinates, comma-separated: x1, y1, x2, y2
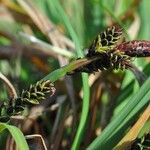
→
(0, 0, 150, 149)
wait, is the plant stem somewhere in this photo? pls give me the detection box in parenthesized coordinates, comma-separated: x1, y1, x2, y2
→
(0, 72, 17, 99)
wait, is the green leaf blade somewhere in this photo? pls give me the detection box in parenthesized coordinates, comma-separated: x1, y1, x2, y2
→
(0, 123, 29, 150)
(87, 76, 150, 150)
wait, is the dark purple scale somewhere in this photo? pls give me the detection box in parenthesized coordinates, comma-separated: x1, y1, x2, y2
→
(116, 40, 150, 57)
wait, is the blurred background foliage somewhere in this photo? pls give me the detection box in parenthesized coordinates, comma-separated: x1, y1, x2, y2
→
(0, 0, 150, 149)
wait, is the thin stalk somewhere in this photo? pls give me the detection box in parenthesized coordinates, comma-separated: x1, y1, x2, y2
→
(0, 72, 17, 99)
(43, 57, 97, 82)
(19, 32, 75, 58)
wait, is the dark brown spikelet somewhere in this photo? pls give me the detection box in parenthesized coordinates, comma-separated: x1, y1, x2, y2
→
(21, 80, 55, 104)
(87, 25, 123, 57)
(100, 25, 123, 46)
(117, 40, 150, 57)
(74, 51, 131, 73)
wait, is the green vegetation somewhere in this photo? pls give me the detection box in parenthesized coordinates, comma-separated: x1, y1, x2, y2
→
(0, 0, 150, 149)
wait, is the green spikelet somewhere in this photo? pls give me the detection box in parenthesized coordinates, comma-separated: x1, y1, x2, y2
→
(87, 26, 123, 56)
(100, 25, 123, 47)
(0, 80, 55, 122)
(21, 80, 55, 104)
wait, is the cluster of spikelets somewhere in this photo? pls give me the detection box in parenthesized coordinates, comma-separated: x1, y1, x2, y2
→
(86, 26, 131, 71)
(71, 25, 150, 74)
(73, 26, 131, 73)
(0, 80, 55, 122)
(21, 80, 55, 105)
(87, 26, 123, 57)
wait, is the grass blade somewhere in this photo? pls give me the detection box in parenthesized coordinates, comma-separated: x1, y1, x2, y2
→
(87, 76, 150, 150)
(0, 123, 29, 150)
